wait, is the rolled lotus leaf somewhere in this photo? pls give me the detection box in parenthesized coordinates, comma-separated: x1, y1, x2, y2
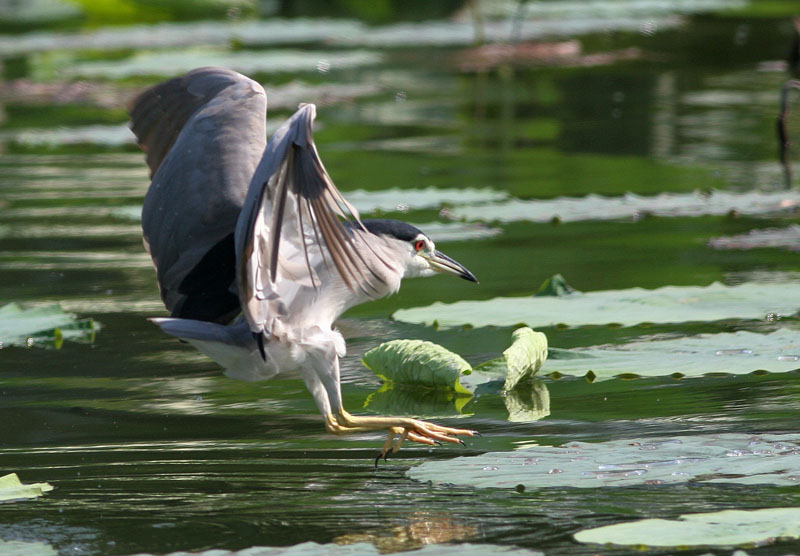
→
(362, 339, 473, 395)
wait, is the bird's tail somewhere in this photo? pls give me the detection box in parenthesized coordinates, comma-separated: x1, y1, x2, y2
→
(150, 317, 278, 382)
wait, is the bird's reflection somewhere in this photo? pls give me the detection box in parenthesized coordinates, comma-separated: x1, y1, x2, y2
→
(335, 512, 479, 552)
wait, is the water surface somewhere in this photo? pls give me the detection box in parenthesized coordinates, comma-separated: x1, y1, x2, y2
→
(2, 2, 800, 555)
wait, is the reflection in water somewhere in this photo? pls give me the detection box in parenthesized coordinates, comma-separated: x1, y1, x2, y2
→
(504, 379, 550, 423)
(335, 512, 479, 553)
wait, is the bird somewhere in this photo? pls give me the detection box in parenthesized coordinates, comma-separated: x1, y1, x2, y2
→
(129, 67, 479, 460)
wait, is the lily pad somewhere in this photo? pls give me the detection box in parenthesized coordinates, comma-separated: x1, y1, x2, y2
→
(450, 189, 800, 224)
(708, 225, 800, 252)
(0, 303, 96, 349)
(344, 187, 508, 214)
(362, 339, 473, 396)
(0, 473, 53, 502)
(574, 507, 800, 548)
(393, 280, 800, 329)
(63, 48, 382, 79)
(0, 540, 56, 556)
(407, 433, 800, 489)
(544, 328, 800, 380)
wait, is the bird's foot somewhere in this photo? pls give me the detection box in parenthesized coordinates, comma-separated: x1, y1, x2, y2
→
(373, 419, 476, 466)
(324, 410, 477, 465)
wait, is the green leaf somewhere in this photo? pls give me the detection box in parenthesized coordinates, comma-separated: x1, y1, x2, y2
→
(544, 328, 800, 380)
(533, 274, 578, 297)
(362, 339, 473, 395)
(0, 473, 53, 502)
(363, 329, 549, 420)
(393, 281, 800, 329)
(475, 326, 547, 392)
(407, 433, 800, 489)
(0, 540, 56, 556)
(574, 507, 800, 548)
(0, 303, 97, 349)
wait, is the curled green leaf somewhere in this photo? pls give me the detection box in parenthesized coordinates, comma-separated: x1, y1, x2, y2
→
(362, 339, 472, 395)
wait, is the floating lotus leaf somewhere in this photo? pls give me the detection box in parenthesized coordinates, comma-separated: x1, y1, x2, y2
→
(544, 328, 800, 380)
(0, 303, 96, 349)
(0, 473, 53, 502)
(708, 224, 800, 252)
(64, 48, 382, 79)
(0, 539, 56, 556)
(451, 189, 800, 223)
(574, 507, 800, 548)
(344, 187, 508, 214)
(407, 433, 800, 489)
(393, 281, 800, 329)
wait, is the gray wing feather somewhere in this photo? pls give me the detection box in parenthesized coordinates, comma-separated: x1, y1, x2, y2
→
(235, 104, 389, 332)
(133, 68, 267, 318)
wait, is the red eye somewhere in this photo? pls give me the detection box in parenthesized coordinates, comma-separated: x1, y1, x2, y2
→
(414, 240, 425, 251)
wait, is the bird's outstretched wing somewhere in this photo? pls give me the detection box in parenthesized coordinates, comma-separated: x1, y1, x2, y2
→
(235, 104, 394, 332)
(131, 67, 268, 323)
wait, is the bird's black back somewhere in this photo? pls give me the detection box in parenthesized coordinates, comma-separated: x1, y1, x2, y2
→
(354, 219, 423, 242)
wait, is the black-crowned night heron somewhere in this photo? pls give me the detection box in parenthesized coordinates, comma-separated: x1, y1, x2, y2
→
(130, 67, 478, 459)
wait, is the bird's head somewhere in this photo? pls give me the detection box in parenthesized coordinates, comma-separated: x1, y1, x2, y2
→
(359, 219, 478, 283)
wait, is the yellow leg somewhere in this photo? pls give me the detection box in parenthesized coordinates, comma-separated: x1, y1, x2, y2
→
(325, 409, 476, 462)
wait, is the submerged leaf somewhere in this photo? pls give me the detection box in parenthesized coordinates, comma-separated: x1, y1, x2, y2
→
(0, 303, 96, 349)
(574, 507, 800, 548)
(407, 433, 800, 489)
(0, 473, 53, 502)
(394, 281, 800, 329)
(362, 339, 472, 395)
(544, 328, 800, 380)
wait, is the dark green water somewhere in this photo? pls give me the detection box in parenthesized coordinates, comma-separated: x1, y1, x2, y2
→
(2, 2, 800, 555)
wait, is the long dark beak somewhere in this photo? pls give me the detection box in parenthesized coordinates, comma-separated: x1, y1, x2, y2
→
(428, 250, 478, 283)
